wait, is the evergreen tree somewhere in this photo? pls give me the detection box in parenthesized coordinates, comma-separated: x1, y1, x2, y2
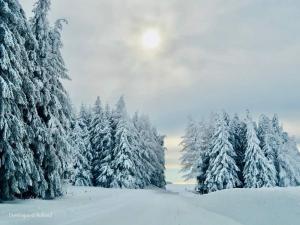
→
(110, 97, 145, 188)
(195, 119, 214, 194)
(79, 104, 93, 128)
(271, 114, 285, 182)
(150, 128, 166, 188)
(204, 112, 241, 192)
(258, 115, 278, 162)
(133, 113, 166, 188)
(70, 118, 92, 186)
(277, 133, 300, 187)
(30, 0, 72, 198)
(257, 114, 278, 184)
(0, 0, 44, 200)
(180, 117, 201, 180)
(89, 98, 114, 187)
(243, 112, 276, 188)
(89, 97, 103, 184)
(132, 113, 155, 187)
(229, 114, 246, 185)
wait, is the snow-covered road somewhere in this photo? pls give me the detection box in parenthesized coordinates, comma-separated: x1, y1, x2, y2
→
(1, 185, 300, 225)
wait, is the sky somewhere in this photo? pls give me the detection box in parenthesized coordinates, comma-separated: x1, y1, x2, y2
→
(22, 0, 300, 184)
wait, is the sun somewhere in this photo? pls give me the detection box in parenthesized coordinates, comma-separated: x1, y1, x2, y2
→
(140, 28, 162, 50)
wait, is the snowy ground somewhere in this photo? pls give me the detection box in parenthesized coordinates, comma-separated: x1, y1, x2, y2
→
(1, 184, 300, 225)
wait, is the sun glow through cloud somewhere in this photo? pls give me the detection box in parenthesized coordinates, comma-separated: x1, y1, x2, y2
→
(141, 28, 162, 50)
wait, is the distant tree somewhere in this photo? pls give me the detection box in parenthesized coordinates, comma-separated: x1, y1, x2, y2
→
(84, 105, 93, 127)
(229, 114, 246, 185)
(149, 128, 166, 188)
(70, 118, 92, 186)
(277, 134, 300, 187)
(204, 112, 241, 192)
(89, 97, 103, 183)
(195, 115, 220, 194)
(257, 114, 278, 184)
(89, 98, 114, 187)
(133, 113, 155, 187)
(180, 117, 202, 180)
(133, 113, 166, 188)
(110, 97, 145, 188)
(243, 111, 276, 188)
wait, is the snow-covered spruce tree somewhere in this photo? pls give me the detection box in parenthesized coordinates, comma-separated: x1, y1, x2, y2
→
(277, 133, 300, 186)
(229, 114, 246, 185)
(132, 113, 156, 187)
(79, 104, 93, 129)
(110, 97, 145, 188)
(0, 0, 45, 200)
(271, 114, 300, 187)
(257, 114, 277, 184)
(258, 115, 278, 162)
(243, 111, 276, 188)
(194, 119, 215, 194)
(30, 0, 72, 198)
(271, 115, 283, 173)
(204, 112, 241, 192)
(133, 113, 166, 188)
(89, 97, 114, 187)
(150, 128, 166, 188)
(89, 97, 103, 184)
(95, 103, 115, 187)
(180, 117, 202, 180)
(70, 113, 92, 186)
(180, 116, 215, 192)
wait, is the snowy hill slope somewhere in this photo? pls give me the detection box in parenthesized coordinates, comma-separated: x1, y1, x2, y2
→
(0, 185, 299, 225)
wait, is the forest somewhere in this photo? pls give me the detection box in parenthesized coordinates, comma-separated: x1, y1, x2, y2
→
(181, 111, 300, 193)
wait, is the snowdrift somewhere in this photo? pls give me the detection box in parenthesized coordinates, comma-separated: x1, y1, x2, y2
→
(0, 184, 299, 225)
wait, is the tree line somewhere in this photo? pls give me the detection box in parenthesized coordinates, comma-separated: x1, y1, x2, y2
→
(180, 111, 300, 194)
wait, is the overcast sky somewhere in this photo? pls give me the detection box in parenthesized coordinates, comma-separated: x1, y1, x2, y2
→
(23, 0, 300, 183)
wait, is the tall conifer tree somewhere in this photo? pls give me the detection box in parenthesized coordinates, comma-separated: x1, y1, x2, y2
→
(30, 0, 72, 198)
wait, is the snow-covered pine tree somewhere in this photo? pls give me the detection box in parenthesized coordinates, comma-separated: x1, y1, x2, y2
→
(133, 113, 166, 188)
(229, 114, 246, 185)
(257, 114, 277, 184)
(79, 104, 93, 129)
(269, 114, 287, 185)
(0, 0, 44, 200)
(89, 97, 103, 184)
(70, 117, 92, 186)
(89, 97, 114, 187)
(204, 112, 241, 192)
(271, 114, 300, 187)
(243, 111, 276, 188)
(277, 133, 300, 186)
(132, 113, 155, 187)
(30, 0, 72, 198)
(180, 117, 202, 180)
(258, 115, 278, 162)
(110, 97, 145, 188)
(194, 119, 215, 194)
(150, 129, 166, 188)
(95, 103, 115, 187)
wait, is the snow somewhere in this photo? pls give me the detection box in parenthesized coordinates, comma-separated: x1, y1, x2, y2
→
(1, 184, 299, 225)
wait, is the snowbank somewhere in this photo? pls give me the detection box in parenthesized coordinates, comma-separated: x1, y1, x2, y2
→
(0, 185, 299, 225)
